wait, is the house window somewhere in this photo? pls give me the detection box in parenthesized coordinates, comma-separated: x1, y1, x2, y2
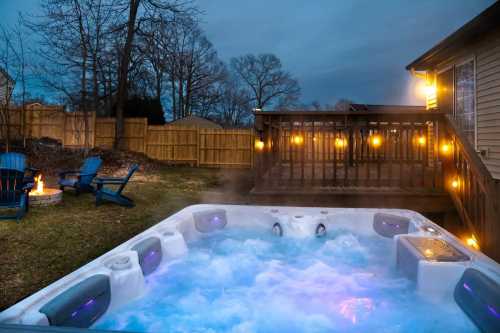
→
(454, 60, 475, 146)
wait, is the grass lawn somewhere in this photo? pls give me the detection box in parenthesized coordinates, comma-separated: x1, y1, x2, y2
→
(0, 166, 228, 310)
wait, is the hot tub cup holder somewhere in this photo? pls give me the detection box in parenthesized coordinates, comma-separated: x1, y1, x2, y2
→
(156, 229, 188, 259)
(108, 256, 132, 271)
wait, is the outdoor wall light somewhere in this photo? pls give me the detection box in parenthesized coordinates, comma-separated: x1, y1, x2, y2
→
(451, 178, 460, 190)
(424, 84, 437, 99)
(417, 135, 426, 146)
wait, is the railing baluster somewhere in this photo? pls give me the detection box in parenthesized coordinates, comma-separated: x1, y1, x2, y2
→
(289, 119, 293, 182)
(355, 127, 360, 186)
(333, 126, 337, 186)
(344, 128, 349, 187)
(322, 121, 326, 185)
(311, 120, 315, 185)
(399, 124, 404, 188)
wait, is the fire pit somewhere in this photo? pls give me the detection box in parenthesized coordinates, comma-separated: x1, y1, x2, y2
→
(29, 175, 63, 206)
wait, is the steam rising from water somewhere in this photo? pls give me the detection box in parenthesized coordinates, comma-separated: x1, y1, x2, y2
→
(94, 229, 477, 333)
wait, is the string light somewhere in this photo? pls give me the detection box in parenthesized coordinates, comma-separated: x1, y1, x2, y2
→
(291, 135, 303, 145)
(441, 142, 452, 155)
(335, 137, 346, 148)
(254, 140, 264, 151)
(370, 135, 382, 148)
(466, 235, 480, 250)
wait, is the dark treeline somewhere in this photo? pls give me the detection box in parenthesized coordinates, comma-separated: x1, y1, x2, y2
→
(0, 0, 301, 148)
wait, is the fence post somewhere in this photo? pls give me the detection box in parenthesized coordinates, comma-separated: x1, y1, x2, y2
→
(92, 112, 96, 148)
(143, 118, 148, 154)
(251, 129, 255, 168)
(62, 112, 67, 148)
(196, 126, 200, 167)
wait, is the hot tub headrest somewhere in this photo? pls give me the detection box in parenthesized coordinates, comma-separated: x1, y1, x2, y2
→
(454, 268, 500, 333)
(373, 213, 410, 238)
(132, 237, 163, 276)
(39, 274, 111, 328)
(193, 209, 227, 233)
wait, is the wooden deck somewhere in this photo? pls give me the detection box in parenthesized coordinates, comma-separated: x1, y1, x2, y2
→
(253, 109, 500, 261)
(257, 162, 444, 189)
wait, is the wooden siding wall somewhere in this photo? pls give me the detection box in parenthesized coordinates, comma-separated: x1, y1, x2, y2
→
(476, 35, 500, 179)
(2, 106, 253, 168)
(434, 29, 500, 179)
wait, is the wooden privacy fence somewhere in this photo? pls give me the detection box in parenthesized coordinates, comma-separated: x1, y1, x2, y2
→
(4, 105, 97, 148)
(94, 118, 254, 168)
(3, 106, 254, 168)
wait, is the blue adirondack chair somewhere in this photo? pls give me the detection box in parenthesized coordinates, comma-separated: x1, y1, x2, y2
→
(95, 164, 139, 207)
(58, 156, 103, 194)
(0, 152, 39, 184)
(0, 168, 33, 221)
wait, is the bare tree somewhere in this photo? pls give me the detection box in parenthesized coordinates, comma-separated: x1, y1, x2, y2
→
(216, 74, 252, 127)
(230, 53, 300, 110)
(154, 14, 225, 120)
(25, 0, 103, 150)
(114, 0, 193, 148)
(0, 21, 28, 151)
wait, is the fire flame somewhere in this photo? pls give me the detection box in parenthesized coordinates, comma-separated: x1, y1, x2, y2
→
(33, 175, 44, 195)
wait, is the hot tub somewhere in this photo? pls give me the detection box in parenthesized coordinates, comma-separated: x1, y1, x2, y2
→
(1, 205, 499, 332)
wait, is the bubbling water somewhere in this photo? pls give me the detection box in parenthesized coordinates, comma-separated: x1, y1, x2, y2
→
(94, 228, 477, 333)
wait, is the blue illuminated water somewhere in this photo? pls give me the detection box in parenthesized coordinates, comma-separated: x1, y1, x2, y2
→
(93, 228, 477, 332)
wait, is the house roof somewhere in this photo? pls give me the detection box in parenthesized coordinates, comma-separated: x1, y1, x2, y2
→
(168, 115, 222, 129)
(406, 2, 500, 71)
(349, 104, 425, 113)
(254, 104, 425, 116)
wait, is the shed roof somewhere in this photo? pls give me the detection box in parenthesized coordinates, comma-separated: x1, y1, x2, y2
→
(406, 2, 500, 71)
(168, 115, 222, 129)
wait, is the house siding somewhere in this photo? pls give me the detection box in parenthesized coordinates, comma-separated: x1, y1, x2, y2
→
(476, 34, 500, 179)
(434, 29, 500, 180)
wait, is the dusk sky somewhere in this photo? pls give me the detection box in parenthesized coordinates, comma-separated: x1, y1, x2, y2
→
(0, 0, 495, 106)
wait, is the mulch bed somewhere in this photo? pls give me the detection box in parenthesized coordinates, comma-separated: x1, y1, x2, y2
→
(3, 138, 165, 177)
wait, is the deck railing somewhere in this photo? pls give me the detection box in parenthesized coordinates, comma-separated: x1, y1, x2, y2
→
(255, 110, 444, 190)
(443, 115, 500, 259)
(254, 109, 500, 260)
